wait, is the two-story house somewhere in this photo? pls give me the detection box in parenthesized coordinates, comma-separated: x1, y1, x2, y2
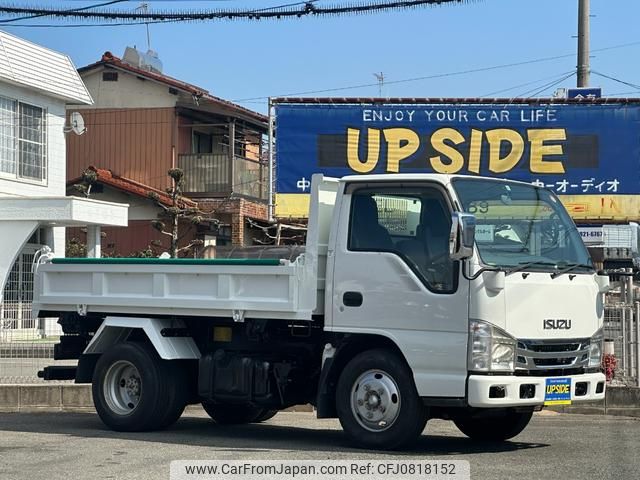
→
(0, 32, 127, 340)
(66, 49, 270, 255)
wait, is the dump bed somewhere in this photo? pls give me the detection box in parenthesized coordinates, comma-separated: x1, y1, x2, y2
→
(33, 257, 316, 321)
(32, 175, 339, 322)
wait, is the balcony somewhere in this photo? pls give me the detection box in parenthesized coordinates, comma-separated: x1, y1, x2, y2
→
(178, 153, 267, 201)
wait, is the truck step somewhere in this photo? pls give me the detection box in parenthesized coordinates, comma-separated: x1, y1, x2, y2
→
(38, 366, 77, 381)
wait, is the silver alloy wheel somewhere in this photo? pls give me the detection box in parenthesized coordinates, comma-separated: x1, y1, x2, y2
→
(103, 360, 142, 415)
(350, 369, 401, 432)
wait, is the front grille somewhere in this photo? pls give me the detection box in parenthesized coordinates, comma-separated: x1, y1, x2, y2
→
(533, 357, 574, 366)
(527, 343, 580, 353)
(516, 338, 590, 376)
(515, 367, 586, 377)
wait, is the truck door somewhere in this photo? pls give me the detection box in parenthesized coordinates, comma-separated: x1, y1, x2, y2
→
(328, 182, 469, 398)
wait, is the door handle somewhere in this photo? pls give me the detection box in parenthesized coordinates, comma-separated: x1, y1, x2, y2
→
(343, 291, 363, 307)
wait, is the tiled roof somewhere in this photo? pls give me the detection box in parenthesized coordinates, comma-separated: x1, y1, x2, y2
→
(69, 166, 197, 208)
(79, 51, 267, 125)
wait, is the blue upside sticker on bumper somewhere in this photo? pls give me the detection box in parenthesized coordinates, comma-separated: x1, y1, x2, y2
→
(545, 377, 572, 405)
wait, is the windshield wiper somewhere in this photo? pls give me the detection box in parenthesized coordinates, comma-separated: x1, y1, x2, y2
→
(506, 261, 558, 276)
(550, 263, 594, 279)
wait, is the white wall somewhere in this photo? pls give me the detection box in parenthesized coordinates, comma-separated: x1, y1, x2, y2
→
(0, 52, 91, 340)
(52, 226, 65, 258)
(69, 186, 159, 221)
(79, 69, 176, 109)
(0, 81, 68, 262)
(0, 81, 67, 198)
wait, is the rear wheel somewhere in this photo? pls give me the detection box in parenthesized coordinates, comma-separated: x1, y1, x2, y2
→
(93, 342, 185, 432)
(157, 362, 189, 428)
(453, 409, 533, 441)
(336, 349, 428, 450)
(254, 409, 278, 423)
(201, 402, 269, 424)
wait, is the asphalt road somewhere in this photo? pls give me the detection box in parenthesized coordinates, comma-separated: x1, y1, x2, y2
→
(0, 410, 638, 480)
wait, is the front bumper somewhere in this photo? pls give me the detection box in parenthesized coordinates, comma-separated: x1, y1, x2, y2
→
(467, 372, 606, 408)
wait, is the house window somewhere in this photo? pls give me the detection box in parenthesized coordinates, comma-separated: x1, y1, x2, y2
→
(0, 96, 47, 182)
(0, 97, 16, 175)
(192, 131, 213, 154)
(102, 71, 118, 82)
(234, 131, 249, 158)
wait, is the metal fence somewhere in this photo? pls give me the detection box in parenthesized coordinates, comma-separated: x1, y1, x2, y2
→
(179, 153, 268, 200)
(0, 317, 70, 384)
(0, 246, 68, 384)
(603, 302, 640, 386)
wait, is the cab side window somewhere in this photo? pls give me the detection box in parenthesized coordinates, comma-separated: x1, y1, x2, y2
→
(348, 188, 456, 293)
(349, 194, 394, 250)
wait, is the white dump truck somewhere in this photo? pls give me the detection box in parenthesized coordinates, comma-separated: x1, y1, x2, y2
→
(34, 174, 608, 450)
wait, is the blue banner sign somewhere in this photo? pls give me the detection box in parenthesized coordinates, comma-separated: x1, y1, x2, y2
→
(275, 103, 640, 195)
(567, 88, 602, 99)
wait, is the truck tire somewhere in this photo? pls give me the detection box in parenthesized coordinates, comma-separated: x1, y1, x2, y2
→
(453, 409, 533, 441)
(254, 409, 278, 423)
(92, 342, 180, 432)
(157, 362, 189, 428)
(335, 349, 428, 450)
(201, 402, 268, 424)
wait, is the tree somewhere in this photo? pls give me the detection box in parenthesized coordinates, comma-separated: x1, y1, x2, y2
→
(66, 237, 87, 257)
(72, 168, 98, 198)
(148, 168, 216, 258)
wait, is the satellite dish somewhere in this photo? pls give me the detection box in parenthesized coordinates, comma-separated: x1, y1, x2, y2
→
(64, 112, 87, 135)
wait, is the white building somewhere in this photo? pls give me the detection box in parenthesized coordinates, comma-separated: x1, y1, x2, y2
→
(0, 31, 127, 340)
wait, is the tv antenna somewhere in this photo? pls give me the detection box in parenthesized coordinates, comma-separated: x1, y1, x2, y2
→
(136, 2, 151, 50)
(64, 112, 87, 135)
(373, 72, 385, 97)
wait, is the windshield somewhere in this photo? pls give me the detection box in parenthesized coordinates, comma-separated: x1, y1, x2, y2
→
(452, 178, 593, 272)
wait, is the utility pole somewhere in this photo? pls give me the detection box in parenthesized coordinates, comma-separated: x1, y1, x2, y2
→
(267, 97, 274, 222)
(577, 0, 590, 87)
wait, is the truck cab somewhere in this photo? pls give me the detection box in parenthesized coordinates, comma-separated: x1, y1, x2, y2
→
(34, 173, 607, 450)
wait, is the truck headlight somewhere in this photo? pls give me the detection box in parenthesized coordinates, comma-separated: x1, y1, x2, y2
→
(588, 328, 604, 368)
(468, 320, 516, 372)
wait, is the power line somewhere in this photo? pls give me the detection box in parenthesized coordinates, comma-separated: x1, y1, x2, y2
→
(606, 91, 640, 97)
(517, 71, 575, 98)
(234, 42, 640, 101)
(236, 56, 580, 101)
(0, 19, 184, 28)
(592, 70, 640, 91)
(233, 49, 624, 103)
(515, 71, 575, 98)
(0, 1, 127, 24)
(0, 0, 475, 24)
(480, 71, 576, 97)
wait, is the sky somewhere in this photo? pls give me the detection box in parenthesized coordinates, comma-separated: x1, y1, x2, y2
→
(3, 0, 640, 114)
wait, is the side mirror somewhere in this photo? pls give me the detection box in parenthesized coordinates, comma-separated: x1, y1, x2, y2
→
(450, 212, 476, 260)
(595, 274, 611, 294)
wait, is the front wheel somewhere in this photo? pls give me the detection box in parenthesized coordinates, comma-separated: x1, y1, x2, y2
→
(453, 409, 533, 441)
(336, 349, 428, 450)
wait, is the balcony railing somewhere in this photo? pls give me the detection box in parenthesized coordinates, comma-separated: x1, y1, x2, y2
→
(178, 153, 267, 201)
